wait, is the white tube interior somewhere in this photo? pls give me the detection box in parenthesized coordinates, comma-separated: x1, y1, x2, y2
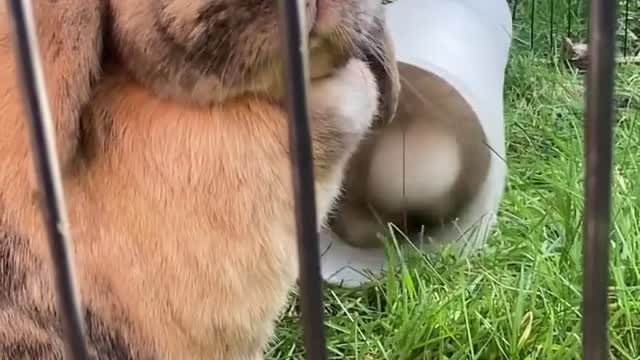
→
(320, 0, 513, 287)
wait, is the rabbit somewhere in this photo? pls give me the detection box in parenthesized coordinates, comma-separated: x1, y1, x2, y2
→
(0, 0, 399, 358)
(324, 61, 499, 261)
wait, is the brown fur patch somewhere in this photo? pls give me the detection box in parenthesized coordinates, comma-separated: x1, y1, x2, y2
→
(109, 0, 385, 103)
(0, 227, 29, 302)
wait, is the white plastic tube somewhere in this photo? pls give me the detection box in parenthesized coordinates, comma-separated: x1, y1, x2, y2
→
(320, 0, 513, 287)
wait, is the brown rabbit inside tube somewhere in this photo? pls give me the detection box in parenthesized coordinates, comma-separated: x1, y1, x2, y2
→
(0, 0, 399, 359)
(325, 63, 492, 255)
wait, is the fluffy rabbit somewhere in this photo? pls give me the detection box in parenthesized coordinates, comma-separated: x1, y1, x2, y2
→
(0, 0, 398, 358)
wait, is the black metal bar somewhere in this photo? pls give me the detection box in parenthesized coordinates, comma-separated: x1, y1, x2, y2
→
(511, 0, 520, 24)
(549, 0, 555, 56)
(276, 1, 328, 360)
(582, 0, 617, 358)
(567, 0, 573, 38)
(5, 1, 90, 359)
(530, 0, 536, 50)
(622, 0, 630, 58)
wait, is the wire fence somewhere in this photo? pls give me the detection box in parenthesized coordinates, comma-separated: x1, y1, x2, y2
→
(510, 0, 638, 59)
(4, 0, 618, 359)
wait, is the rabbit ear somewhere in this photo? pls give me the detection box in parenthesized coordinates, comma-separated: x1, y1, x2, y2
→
(1, 0, 106, 172)
(363, 18, 401, 127)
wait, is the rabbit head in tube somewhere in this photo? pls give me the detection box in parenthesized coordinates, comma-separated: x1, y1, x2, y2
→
(0, 0, 399, 358)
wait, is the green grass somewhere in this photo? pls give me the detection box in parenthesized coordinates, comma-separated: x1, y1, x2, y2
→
(268, 3, 640, 359)
(509, 0, 640, 57)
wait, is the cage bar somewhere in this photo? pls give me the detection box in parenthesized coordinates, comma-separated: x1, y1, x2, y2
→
(5, 0, 89, 359)
(622, 0, 630, 57)
(277, 1, 329, 359)
(582, 0, 617, 359)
